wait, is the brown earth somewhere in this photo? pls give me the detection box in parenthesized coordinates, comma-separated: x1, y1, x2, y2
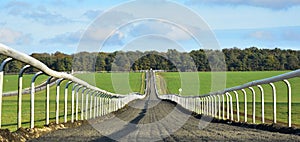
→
(155, 74, 167, 95)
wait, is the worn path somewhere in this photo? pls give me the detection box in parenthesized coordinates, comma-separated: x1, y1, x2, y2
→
(30, 72, 300, 141)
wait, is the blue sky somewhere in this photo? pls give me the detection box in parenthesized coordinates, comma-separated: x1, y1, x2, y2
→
(0, 0, 300, 54)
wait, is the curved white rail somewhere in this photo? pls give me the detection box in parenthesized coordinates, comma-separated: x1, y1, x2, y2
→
(0, 43, 122, 97)
(158, 69, 300, 127)
(0, 43, 144, 129)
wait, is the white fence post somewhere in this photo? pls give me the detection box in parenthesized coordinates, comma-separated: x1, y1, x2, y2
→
(45, 76, 53, 125)
(249, 87, 256, 124)
(206, 97, 209, 115)
(211, 96, 214, 117)
(71, 84, 79, 123)
(226, 93, 229, 120)
(90, 91, 94, 119)
(18, 65, 31, 128)
(94, 92, 97, 118)
(269, 83, 276, 123)
(202, 97, 204, 115)
(214, 96, 217, 117)
(0, 57, 12, 128)
(257, 85, 265, 123)
(234, 91, 240, 122)
(64, 81, 73, 123)
(99, 94, 102, 116)
(30, 71, 43, 128)
(75, 86, 83, 121)
(85, 90, 91, 120)
(199, 98, 201, 114)
(218, 95, 221, 119)
(210, 97, 213, 116)
(283, 80, 292, 127)
(81, 88, 88, 120)
(226, 92, 233, 121)
(56, 78, 65, 124)
(242, 89, 247, 122)
(222, 94, 225, 120)
(96, 93, 99, 117)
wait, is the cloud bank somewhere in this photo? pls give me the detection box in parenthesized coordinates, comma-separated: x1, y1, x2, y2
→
(0, 28, 31, 45)
(5, 1, 73, 25)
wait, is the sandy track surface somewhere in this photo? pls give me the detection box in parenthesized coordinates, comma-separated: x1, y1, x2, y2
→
(30, 72, 300, 142)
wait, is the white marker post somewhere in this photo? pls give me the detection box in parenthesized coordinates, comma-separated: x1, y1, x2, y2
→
(179, 88, 182, 96)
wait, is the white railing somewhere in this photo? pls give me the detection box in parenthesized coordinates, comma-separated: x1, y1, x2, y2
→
(158, 69, 300, 127)
(0, 43, 144, 129)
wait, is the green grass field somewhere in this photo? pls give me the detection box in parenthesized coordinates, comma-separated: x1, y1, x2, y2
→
(2, 72, 144, 131)
(157, 71, 300, 126)
(3, 74, 49, 92)
(75, 72, 145, 94)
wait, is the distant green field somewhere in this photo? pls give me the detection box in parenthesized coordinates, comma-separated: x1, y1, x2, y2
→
(157, 71, 300, 126)
(3, 74, 49, 92)
(75, 72, 145, 94)
(2, 72, 144, 131)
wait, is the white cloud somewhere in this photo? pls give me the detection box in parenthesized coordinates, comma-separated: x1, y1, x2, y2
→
(27, 7, 73, 25)
(282, 30, 300, 41)
(83, 28, 125, 46)
(5, 1, 31, 14)
(5, 1, 73, 25)
(166, 25, 191, 41)
(83, 10, 102, 20)
(122, 35, 183, 52)
(40, 28, 125, 46)
(40, 30, 83, 45)
(247, 27, 300, 42)
(82, 27, 115, 42)
(186, 0, 300, 10)
(0, 28, 31, 44)
(126, 21, 191, 41)
(247, 31, 274, 41)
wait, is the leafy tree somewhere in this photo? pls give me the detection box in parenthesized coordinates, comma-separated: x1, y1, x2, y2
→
(1, 47, 300, 73)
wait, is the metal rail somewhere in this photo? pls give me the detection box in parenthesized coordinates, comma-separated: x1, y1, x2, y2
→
(158, 69, 300, 127)
(0, 43, 145, 129)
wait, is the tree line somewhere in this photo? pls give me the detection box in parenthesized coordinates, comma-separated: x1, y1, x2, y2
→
(1, 47, 299, 73)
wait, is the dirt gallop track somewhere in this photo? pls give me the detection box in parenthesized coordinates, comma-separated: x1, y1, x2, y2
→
(30, 72, 300, 141)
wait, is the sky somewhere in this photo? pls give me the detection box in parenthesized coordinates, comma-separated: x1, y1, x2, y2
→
(0, 0, 300, 54)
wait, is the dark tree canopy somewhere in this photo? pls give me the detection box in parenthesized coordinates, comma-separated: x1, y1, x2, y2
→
(1, 47, 300, 73)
